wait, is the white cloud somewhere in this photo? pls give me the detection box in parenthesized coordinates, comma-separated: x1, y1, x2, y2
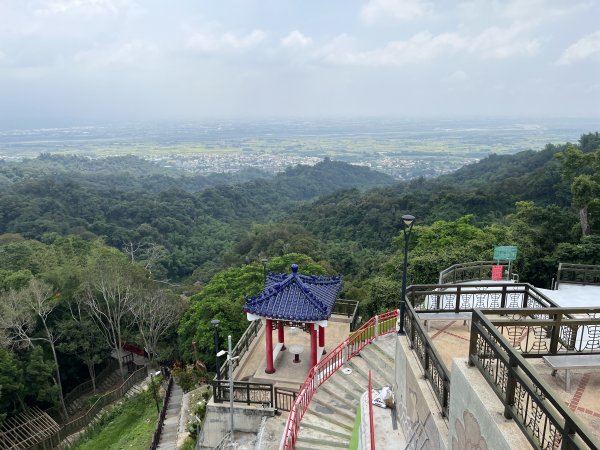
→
(558, 30, 600, 64)
(281, 30, 313, 48)
(73, 40, 160, 67)
(186, 29, 267, 53)
(35, 0, 138, 16)
(361, 0, 432, 24)
(321, 26, 539, 67)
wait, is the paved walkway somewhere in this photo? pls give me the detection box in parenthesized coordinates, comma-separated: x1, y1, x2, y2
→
(157, 382, 184, 450)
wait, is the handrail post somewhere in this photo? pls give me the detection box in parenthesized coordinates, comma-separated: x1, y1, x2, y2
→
(501, 285, 507, 308)
(374, 315, 379, 339)
(549, 313, 562, 355)
(504, 354, 518, 419)
(455, 286, 461, 313)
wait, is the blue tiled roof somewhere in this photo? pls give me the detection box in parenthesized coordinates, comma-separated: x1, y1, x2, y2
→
(243, 264, 342, 321)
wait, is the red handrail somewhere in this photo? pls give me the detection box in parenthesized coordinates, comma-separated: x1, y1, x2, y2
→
(280, 309, 399, 449)
(368, 370, 375, 450)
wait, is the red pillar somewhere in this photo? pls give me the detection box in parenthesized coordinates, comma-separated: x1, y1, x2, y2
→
(319, 325, 325, 354)
(278, 321, 286, 350)
(310, 323, 318, 367)
(265, 319, 275, 374)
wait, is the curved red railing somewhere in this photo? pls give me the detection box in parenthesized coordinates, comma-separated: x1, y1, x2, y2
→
(280, 309, 399, 450)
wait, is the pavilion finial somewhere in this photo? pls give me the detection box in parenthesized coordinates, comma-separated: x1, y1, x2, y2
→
(291, 263, 299, 274)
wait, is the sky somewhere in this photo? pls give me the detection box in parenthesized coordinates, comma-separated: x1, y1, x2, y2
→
(0, 0, 599, 123)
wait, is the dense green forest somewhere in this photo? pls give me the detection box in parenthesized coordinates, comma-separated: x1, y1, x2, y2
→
(0, 132, 599, 426)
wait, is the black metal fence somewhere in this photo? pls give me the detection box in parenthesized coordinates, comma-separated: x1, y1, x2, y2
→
(216, 319, 263, 381)
(438, 261, 513, 285)
(404, 299, 450, 417)
(557, 263, 600, 288)
(149, 375, 173, 450)
(332, 299, 360, 330)
(213, 380, 274, 407)
(274, 387, 297, 412)
(408, 283, 558, 313)
(469, 309, 600, 450)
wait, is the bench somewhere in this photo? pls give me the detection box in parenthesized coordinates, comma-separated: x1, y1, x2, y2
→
(417, 312, 472, 332)
(543, 354, 600, 391)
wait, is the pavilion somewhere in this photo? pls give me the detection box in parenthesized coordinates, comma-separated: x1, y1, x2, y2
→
(242, 264, 342, 373)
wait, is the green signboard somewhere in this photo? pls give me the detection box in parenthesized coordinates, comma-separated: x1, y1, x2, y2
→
(493, 246, 518, 261)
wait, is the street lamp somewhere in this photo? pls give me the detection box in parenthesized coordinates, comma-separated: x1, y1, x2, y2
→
(211, 319, 221, 380)
(398, 214, 416, 335)
(261, 258, 269, 285)
(217, 335, 239, 445)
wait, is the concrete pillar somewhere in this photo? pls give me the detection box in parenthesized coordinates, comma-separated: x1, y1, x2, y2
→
(319, 325, 325, 354)
(265, 319, 275, 374)
(278, 321, 286, 350)
(310, 323, 318, 367)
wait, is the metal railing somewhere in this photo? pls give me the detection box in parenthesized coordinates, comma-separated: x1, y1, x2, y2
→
(404, 299, 450, 417)
(280, 309, 399, 450)
(216, 319, 263, 381)
(481, 307, 600, 357)
(213, 380, 273, 407)
(332, 299, 360, 330)
(556, 263, 600, 289)
(368, 370, 375, 450)
(274, 387, 297, 412)
(439, 261, 514, 285)
(149, 374, 174, 450)
(469, 309, 600, 450)
(408, 283, 559, 313)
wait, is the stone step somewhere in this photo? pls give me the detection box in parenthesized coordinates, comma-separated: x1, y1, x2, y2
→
(295, 434, 349, 449)
(301, 415, 352, 440)
(347, 356, 388, 389)
(327, 376, 362, 403)
(371, 334, 396, 361)
(360, 346, 395, 386)
(311, 395, 355, 422)
(304, 405, 354, 431)
(319, 384, 356, 410)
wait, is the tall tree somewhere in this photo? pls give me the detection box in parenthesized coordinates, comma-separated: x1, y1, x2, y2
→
(81, 253, 142, 378)
(0, 279, 68, 418)
(129, 289, 185, 363)
(556, 145, 600, 236)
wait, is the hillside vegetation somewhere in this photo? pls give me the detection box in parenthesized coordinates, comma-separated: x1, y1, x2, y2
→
(0, 132, 599, 427)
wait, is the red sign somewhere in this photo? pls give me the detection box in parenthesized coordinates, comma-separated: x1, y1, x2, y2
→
(491, 265, 503, 280)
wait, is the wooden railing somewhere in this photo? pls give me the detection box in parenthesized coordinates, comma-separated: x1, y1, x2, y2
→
(36, 365, 148, 448)
(280, 309, 399, 450)
(149, 374, 174, 450)
(63, 359, 119, 409)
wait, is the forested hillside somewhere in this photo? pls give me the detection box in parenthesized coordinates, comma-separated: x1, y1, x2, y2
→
(1, 132, 599, 427)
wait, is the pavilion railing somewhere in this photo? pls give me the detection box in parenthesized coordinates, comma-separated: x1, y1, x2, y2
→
(556, 263, 600, 289)
(280, 309, 399, 450)
(332, 299, 360, 331)
(439, 261, 514, 285)
(213, 380, 274, 407)
(469, 309, 600, 450)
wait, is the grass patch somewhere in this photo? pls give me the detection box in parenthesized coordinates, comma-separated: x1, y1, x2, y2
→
(70, 390, 158, 450)
(349, 402, 361, 450)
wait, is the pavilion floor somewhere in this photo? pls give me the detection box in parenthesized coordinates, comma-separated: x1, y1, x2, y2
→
(233, 315, 351, 388)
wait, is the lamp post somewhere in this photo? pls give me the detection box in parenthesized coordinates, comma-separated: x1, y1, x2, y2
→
(211, 319, 221, 380)
(261, 258, 269, 286)
(217, 335, 238, 445)
(398, 214, 415, 335)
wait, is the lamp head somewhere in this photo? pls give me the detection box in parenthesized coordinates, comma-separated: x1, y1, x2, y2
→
(211, 319, 221, 327)
(216, 350, 227, 357)
(401, 214, 416, 229)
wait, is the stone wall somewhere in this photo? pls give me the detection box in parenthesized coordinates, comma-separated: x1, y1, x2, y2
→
(393, 337, 448, 450)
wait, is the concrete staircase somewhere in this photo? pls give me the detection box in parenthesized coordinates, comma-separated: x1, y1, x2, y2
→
(295, 333, 397, 450)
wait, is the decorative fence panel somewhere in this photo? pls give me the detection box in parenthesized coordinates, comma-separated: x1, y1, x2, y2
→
(438, 261, 512, 285)
(213, 380, 274, 407)
(557, 263, 600, 288)
(469, 310, 599, 450)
